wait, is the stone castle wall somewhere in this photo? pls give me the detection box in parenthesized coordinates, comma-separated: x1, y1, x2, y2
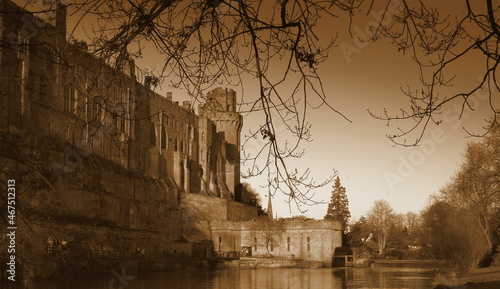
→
(0, 0, 259, 273)
(211, 219, 343, 267)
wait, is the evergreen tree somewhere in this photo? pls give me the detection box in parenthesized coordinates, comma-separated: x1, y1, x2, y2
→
(324, 176, 351, 230)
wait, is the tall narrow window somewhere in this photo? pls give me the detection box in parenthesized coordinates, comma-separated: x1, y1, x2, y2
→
(39, 76, 46, 101)
(64, 87, 76, 112)
(113, 114, 118, 130)
(307, 237, 311, 252)
(254, 237, 257, 252)
(150, 123, 156, 146)
(18, 35, 28, 55)
(270, 236, 274, 252)
(64, 87, 70, 111)
(161, 127, 167, 149)
(287, 237, 291, 252)
(120, 117, 126, 133)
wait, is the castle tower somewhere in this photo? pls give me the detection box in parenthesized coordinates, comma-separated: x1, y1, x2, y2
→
(202, 87, 243, 196)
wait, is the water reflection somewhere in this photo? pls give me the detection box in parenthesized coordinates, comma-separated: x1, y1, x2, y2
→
(32, 267, 436, 289)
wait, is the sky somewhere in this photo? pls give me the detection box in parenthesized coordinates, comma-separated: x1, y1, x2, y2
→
(22, 0, 495, 221)
(233, 0, 496, 220)
(127, 0, 494, 221)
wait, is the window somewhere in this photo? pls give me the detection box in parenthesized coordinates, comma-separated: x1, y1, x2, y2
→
(254, 237, 257, 252)
(287, 237, 291, 252)
(307, 237, 310, 252)
(161, 127, 167, 149)
(18, 35, 28, 55)
(112, 114, 118, 130)
(150, 123, 156, 146)
(45, 45, 55, 67)
(27, 71, 34, 97)
(120, 117, 125, 133)
(270, 236, 274, 252)
(64, 126, 70, 141)
(64, 87, 76, 112)
(64, 88, 70, 111)
(39, 76, 46, 101)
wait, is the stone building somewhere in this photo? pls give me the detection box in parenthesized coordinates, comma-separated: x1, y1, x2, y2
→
(211, 218, 343, 267)
(0, 0, 255, 258)
(0, 0, 342, 272)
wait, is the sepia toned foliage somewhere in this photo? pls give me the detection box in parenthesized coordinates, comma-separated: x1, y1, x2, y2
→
(324, 176, 351, 230)
(414, 124, 499, 270)
(237, 182, 266, 215)
(436, 123, 499, 267)
(420, 201, 490, 272)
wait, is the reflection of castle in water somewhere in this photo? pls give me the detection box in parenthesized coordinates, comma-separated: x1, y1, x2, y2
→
(206, 268, 434, 289)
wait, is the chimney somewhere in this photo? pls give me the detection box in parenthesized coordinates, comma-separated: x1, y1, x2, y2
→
(55, 1, 67, 42)
(182, 101, 190, 110)
(167, 92, 172, 101)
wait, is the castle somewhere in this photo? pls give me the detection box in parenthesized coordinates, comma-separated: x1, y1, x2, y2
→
(0, 0, 341, 275)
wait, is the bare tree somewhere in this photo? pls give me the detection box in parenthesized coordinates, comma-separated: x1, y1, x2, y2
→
(366, 199, 395, 257)
(368, 0, 499, 146)
(66, 0, 364, 209)
(2, 0, 368, 210)
(403, 211, 419, 237)
(6, 0, 498, 208)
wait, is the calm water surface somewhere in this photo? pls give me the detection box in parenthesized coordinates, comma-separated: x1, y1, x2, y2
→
(33, 267, 438, 289)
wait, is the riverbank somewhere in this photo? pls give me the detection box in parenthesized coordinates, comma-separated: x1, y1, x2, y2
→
(371, 260, 447, 269)
(434, 267, 500, 289)
(213, 257, 324, 268)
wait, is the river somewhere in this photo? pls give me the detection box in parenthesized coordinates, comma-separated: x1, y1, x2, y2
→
(31, 267, 439, 289)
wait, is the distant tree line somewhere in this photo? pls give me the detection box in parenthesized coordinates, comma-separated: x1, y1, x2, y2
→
(347, 124, 499, 272)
